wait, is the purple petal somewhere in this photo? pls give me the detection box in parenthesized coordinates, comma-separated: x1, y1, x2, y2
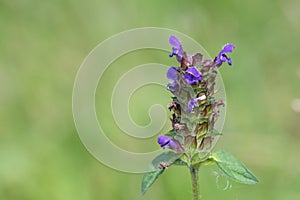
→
(187, 98, 199, 113)
(167, 81, 177, 93)
(186, 67, 201, 78)
(158, 135, 171, 148)
(227, 58, 232, 65)
(168, 140, 179, 150)
(219, 54, 228, 62)
(187, 100, 194, 113)
(166, 66, 178, 80)
(184, 74, 199, 85)
(169, 36, 184, 62)
(184, 73, 193, 84)
(221, 44, 235, 53)
(187, 96, 206, 113)
(214, 43, 235, 67)
(184, 67, 202, 84)
(169, 36, 182, 48)
(171, 47, 180, 56)
(157, 135, 180, 151)
(214, 58, 222, 67)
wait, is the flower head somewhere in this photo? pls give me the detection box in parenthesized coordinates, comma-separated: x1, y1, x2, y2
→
(183, 67, 202, 85)
(158, 135, 180, 151)
(214, 44, 235, 67)
(169, 36, 184, 62)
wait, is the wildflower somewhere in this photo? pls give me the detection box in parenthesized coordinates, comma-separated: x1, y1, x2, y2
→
(142, 36, 258, 198)
(214, 44, 235, 67)
(157, 135, 180, 151)
(183, 67, 202, 85)
(187, 95, 207, 113)
(169, 36, 184, 62)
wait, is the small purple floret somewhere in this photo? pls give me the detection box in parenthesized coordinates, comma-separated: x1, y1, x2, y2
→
(169, 36, 184, 62)
(166, 66, 178, 80)
(183, 67, 202, 84)
(158, 135, 178, 150)
(187, 98, 199, 113)
(166, 67, 179, 93)
(187, 95, 206, 113)
(214, 43, 235, 67)
(158, 135, 171, 148)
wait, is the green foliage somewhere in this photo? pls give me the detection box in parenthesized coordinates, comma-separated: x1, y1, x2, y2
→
(141, 168, 164, 195)
(141, 151, 180, 195)
(211, 150, 259, 185)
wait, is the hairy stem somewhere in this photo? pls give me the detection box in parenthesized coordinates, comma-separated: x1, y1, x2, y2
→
(190, 166, 200, 200)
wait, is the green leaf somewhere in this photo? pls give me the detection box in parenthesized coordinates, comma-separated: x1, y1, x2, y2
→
(164, 129, 176, 138)
(141, 168, 164, 195)
(211, 150, 259, 185)
(141, 151, 180, 195)
(172, 158, 186, 166)
(151, 151, 180, 167)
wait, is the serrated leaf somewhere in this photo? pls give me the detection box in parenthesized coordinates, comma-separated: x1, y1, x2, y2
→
(141, 151, 180, 195)
(141, 168, 164, 195)
(211, 150, 259, 185)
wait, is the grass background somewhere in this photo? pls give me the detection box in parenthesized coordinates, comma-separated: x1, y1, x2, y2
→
(1, 0, 300, 199)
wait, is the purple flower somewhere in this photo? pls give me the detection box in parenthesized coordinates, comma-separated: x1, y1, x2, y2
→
(166, 67, 179, 93)
(183, 67, 202, 84)
(166, 66, 178, 80)
(214, 44, 235, 67)
(169, 36, 184, 62)
(158, 135, 179, 150)
(187, 95, 206, 113)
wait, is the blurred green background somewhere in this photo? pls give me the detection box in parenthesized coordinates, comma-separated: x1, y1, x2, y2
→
(1, 0, 300, 199)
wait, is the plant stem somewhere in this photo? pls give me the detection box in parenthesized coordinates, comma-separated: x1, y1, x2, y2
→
(190, 166, 200, 200)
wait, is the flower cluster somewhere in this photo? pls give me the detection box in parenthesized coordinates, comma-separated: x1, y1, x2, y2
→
(158, 36, 235, 163)
(142, 37, 258, 197)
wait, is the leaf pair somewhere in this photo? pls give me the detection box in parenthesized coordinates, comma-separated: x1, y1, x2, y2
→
(141, 150, 258, 195)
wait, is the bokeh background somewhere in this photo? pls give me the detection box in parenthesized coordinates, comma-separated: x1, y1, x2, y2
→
(1, 0, 300, 199)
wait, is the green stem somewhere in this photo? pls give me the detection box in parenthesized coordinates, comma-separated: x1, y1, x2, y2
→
(190, 166, 200, 200)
